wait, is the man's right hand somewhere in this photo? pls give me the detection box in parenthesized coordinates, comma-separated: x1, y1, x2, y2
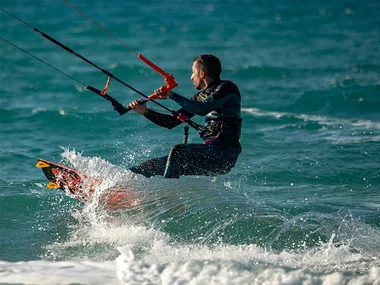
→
(154, 86, 172, 99)
(128, 100, 148, 115)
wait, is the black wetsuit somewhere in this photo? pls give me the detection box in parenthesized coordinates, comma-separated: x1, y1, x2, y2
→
(129, 78, 242, 178)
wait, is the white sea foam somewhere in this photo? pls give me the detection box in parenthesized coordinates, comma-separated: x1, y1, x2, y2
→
(0, 260, 118, 285)
(38, 211, 380, 284)
(1, 248, 379, 285)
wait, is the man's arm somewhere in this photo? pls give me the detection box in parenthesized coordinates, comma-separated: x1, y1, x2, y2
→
(128, 98, 194, 130)
(143, 107, 193, 129)
(170, 92, 238, 116)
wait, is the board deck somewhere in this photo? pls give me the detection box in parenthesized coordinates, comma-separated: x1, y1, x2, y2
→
(36, 158, 141, 209)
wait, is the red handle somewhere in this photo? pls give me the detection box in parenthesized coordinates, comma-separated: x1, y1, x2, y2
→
(138, 54, 166, 75)
(138, 53, 178, 101)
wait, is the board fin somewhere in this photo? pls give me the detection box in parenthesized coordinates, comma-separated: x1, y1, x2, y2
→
(47, 180, 60, 189)
(36, 160, 50, 168)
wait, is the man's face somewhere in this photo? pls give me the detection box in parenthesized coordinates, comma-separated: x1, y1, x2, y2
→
(191, 61, 204, 90)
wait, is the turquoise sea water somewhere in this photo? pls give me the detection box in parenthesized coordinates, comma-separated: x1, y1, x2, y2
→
(1, 0, 379, 284)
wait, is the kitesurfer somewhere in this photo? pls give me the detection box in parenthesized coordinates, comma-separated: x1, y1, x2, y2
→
(128, 54, 242, 178)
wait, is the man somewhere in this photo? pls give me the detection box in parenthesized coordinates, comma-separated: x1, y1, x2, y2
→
(127, 54, 242, 178)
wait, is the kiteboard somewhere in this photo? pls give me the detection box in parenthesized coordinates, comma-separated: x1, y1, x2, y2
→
(36, 158, 141, 210)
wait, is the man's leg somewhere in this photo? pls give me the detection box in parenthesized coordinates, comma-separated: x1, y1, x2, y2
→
(164, 144, 239, 178)
(129, 156, 168, 178)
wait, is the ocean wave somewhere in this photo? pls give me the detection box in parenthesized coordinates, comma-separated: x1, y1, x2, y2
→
(243, 107, 380, 144)
(1, 246, 378, 285)
(32, 150, 380, 269)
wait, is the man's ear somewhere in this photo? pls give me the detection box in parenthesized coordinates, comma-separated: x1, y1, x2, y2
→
(200, 69, 205, 78)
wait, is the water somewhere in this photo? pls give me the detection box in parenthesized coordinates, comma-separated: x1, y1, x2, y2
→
(1, 0, 379, 284)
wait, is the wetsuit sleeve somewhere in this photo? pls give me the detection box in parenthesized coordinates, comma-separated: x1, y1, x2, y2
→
(143, 108, 194, 130)
(170, 92, 239, 116)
